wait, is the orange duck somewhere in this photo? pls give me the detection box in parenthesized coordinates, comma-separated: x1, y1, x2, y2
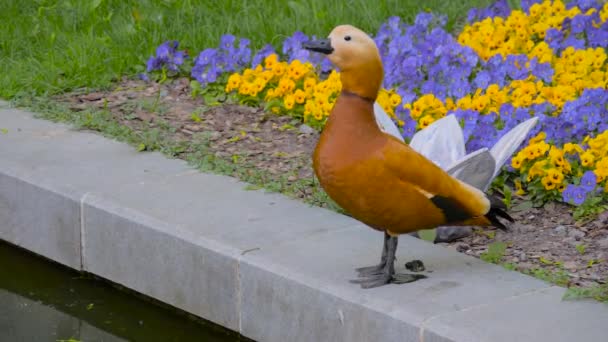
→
(303, 25, 513, 288)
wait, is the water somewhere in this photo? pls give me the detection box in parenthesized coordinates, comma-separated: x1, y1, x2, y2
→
(0, 241, 246, 342)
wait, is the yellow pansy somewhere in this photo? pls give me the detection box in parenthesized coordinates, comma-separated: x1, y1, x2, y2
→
(541, 176, 557, 191)
(580, 150, 595, 167)
(283, 94, 295, 110)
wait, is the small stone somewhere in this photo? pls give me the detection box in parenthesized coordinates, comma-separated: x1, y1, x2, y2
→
(598, 210, 608, 223)
(405, 260, 425, 272)
(597, 237, 608, 249)
(563, 261, 578, 271)
(568, 229, 585, 240)
(527, 215, 535, 220)
(81, 92, 103, 101)
(434, 226, 472, 243)
(183, 124, 202, 132)
(518, 262, 533, 270)
(298, 124, 315, 134)
(455, 243, 470, 253)
(517, 251, 528, 262)
(553, 225, 567, 235)
(209, 131, 221, 141)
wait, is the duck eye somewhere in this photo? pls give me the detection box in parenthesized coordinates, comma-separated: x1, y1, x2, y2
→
(344, 35, 351, 41)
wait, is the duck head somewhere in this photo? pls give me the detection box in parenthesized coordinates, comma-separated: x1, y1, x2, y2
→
(303, 25, 383, 101)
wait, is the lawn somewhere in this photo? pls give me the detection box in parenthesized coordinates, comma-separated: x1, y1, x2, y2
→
(0, 0, 492, 97)
(1, 0, 607, 302)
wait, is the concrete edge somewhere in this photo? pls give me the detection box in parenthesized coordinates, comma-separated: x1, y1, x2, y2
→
(2, 105, 607, 342)
(80, 192, 244, 330)
(3, 160, 602, 342)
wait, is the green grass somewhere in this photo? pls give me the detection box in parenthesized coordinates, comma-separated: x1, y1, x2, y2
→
(524, 267, 571, 287)
(480, 241, 508, 264)
(564, 283, 608, 302)
(0, 0, 493, 98)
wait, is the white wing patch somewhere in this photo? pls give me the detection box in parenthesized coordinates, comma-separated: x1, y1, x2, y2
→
(413, 185, 434, 199)
(456, 179, 491, 214)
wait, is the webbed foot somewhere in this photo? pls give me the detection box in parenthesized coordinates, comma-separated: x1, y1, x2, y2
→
(355, 262, 386, 277)
(350, 271, 426, 288)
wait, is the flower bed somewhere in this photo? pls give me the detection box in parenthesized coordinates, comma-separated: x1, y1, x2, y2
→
(144, 0, 608, 216)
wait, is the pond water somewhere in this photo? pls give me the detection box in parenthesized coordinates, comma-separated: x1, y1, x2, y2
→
(0, 241, 246, 342)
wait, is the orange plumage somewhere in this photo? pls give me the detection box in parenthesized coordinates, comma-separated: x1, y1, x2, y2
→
(304, 25, 512, 288)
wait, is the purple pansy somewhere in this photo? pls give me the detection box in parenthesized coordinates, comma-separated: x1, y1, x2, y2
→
(191, 34, 254, 86)
(562, 185, 588, 206)
(580, 171, 597, 191)
(146, 40, 187, 73)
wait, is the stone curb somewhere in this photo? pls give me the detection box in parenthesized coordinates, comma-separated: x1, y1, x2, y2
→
(1, 102, 607, 342)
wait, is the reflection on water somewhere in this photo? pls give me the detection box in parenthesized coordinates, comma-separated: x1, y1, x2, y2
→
(1, 289, 127, 342)
(0, 241, 246, 342)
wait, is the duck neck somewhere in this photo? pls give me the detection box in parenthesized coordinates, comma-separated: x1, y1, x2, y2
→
(327, 60, 383, 132)
(326, 91, 380, 140)
(339, 59, 383, 103)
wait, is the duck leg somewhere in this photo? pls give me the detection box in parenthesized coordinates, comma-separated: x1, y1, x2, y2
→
(351, 234, 427, 288)
(355, 231, 390, 277)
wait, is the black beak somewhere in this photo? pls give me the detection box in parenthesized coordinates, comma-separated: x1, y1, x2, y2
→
(302, 38, 333, 54)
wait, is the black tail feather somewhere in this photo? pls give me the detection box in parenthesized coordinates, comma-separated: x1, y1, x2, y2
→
(485, 195, 514, 231)
(429, 193, 515, 230)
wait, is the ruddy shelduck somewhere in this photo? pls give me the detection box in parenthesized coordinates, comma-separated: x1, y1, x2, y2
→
(303, 25, 512, 288)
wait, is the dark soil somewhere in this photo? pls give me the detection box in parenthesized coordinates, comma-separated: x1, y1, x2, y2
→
(443, 205, 608, 288)
(57, 77, 608, 288)
(62, 77, 318, 180)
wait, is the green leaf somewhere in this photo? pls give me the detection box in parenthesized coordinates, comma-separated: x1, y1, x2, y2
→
(278, 124, 295, 131)
(511, 200, 533, 212)
(506, 0, 522, 10)
(264, 98, 282, 108)
(287, 1, 308, 15)
(480, 241, 506, 264)
(159, 68, 167, 83)
(191, 112, 202, 122)
(89, 0, 103, 12)
(0, 128, 8, 134)
(190, 80, 203, 98)
(418, 228, 437, 242)
(502, 263, 516, 271)
(488, 241, 507, 254)
(86, 303, 94, 310)
(503, 184, 512, 208)
(137, 143, 146, 151)
(244, 184, 262, 191)
(239, 96, 260, 107)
